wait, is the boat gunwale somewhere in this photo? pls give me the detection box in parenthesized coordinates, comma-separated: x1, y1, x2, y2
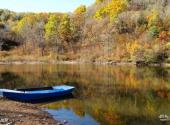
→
(0, 85, 75, 94)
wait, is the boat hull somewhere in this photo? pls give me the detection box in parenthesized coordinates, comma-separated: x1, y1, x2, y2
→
(1, 85, 74, 102)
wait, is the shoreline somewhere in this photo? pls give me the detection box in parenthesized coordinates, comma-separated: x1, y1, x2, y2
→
(0, 98, 59, 125)
(0, 60, 170, 67)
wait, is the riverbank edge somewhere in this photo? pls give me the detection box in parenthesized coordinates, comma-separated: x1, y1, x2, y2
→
(0, 60, 170, 67)
(0, 98, 60, 125)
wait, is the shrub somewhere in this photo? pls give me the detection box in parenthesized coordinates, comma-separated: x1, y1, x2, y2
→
(0, 51, 10, 57)
(115, 12, 137, 34)
(149, 26, 160, 38)
(153, 51, 168, 64)
(137, 14, 148, 26)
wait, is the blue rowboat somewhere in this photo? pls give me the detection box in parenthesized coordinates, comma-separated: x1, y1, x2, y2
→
(0, 85, 75, 102)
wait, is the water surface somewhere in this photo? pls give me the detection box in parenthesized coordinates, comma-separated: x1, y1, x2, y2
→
(0, 64, 170, 125)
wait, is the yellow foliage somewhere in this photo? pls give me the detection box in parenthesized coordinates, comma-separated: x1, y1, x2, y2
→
(13, 14, 38, 33)
(126, 41, 141, 57)
(94, 0, 128, 20)
(74, 5, 86, 15)
(147, 9, 160, 27)
(95, 0, 104, 4)
(45, 14, 59, 39)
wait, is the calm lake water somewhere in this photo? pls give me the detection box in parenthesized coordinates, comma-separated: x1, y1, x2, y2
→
(0, 64, 170, 125)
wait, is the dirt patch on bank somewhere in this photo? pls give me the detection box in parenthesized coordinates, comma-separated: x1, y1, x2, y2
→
(0, 98, 58, 125)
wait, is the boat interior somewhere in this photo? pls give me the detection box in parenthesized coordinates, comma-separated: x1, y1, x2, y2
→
(17, 86, 54, 91)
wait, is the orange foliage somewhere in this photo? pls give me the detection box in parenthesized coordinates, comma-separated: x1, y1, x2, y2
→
(159, 31, 169, 40)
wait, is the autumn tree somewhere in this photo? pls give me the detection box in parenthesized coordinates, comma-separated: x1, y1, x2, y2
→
(147, 9, 162, 38)
(74, 5, 87, 15)
(45, 14, 60, 39)
(72, 5, 87, 49)
(45, 14, 63, 53)
(0, 9, 11, 22)
(13, 14, 46, 55)
(94, 0, 128, 20)
(58, 14, 72, 52)
(95, 0, 104, 4)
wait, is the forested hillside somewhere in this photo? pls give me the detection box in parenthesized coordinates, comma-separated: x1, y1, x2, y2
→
(0, 0, 170, 64)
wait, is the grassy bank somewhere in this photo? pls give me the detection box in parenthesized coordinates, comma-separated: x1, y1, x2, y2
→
(0, 54, 170, 68)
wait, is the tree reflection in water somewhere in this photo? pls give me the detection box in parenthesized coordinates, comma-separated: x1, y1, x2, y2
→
(0, 64, 169, 125)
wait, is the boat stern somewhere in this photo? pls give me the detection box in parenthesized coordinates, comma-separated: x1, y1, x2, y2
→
(53, 85, 75, 91)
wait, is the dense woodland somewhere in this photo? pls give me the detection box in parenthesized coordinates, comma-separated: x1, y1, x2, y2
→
(0, 0, 170, 64)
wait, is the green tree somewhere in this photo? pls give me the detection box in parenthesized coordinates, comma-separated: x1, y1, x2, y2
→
(45, 14, 60, 40)
(57, 14, 74, 52)
(58, 14, 72, 42)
